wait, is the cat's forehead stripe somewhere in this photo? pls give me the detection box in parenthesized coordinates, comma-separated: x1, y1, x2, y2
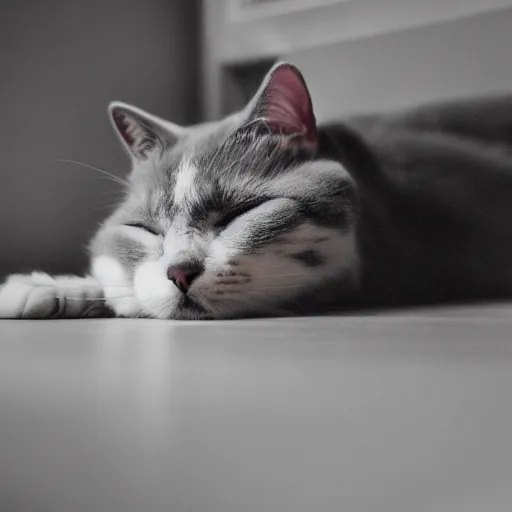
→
(173, 157, 197, 206)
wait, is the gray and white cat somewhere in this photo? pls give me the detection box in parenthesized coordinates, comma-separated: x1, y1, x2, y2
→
(2, 62, 512, 320)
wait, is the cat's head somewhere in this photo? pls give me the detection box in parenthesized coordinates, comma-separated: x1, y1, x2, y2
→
(90, 63, 359, 319)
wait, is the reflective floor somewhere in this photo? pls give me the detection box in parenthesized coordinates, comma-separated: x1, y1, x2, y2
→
(1, 304, 512, 512)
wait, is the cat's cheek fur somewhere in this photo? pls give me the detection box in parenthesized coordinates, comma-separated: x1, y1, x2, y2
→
(90, 256, 141, 317)
(196, 223, 360, 317)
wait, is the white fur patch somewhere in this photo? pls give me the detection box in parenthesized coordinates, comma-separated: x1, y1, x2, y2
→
(30, 272, 57, 286)
(91, 255, 128, 285)
(208, 238, 235, 266)
(163, 223, 213, 264)
(173, 158, 197, 205)
(91, 256, 140, 317)
(134, 260, 175, 303)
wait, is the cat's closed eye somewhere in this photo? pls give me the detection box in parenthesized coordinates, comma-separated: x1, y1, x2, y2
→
(214, 199, 271, 229)
(124, 222, 161, 236)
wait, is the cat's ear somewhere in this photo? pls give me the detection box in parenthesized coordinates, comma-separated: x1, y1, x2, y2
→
(108, 102, 183, 161)
(244, 62, 318, 151)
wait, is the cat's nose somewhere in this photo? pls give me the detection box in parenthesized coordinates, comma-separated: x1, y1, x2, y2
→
(167, 264, 202, 293)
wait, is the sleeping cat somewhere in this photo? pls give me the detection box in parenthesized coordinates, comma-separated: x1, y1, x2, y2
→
(2, 62, 512, 320)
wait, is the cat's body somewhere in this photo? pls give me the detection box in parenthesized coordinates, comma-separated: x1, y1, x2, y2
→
(330, 116, 512, 308)
(2, 63, 512, 319)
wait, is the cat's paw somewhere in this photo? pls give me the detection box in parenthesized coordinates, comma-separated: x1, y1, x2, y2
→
(0, 273, 107, 319)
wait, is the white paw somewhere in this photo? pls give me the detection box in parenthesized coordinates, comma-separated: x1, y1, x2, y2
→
(0, 273, 107, 319)
(104, 292, 141, 317)
(92, 256, 141, 317)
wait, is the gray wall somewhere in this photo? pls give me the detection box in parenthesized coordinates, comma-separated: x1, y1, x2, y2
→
(0, 0, 199, 277)
(286, 8, 512, 122)
(203, 3, 512, 123)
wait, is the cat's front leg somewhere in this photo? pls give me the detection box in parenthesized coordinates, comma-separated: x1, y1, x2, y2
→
(0, 273, 111, 319)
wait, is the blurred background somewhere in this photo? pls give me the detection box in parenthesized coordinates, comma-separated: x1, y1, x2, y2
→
(2, 0, 512, 278)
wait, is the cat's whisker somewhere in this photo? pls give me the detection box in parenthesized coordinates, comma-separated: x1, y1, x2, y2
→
(259, 272, 313, 278)
(65, 295, 134, 301)
(248, 284, 310, 291)
(43, 283, 133, 289)
(56, 159, 129, 187)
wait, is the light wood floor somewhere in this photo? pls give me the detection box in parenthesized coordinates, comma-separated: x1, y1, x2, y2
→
(1, 303, 512, 512)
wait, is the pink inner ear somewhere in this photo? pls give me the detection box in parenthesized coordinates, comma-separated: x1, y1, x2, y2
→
(112, 109, 135, 146)
(111, 108, 157, 159)
(262, 66, 317, 146)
